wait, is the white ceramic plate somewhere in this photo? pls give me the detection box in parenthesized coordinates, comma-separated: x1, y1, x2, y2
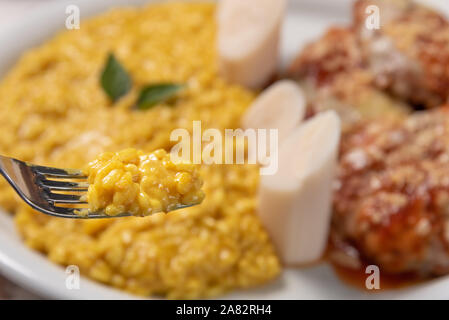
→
(1, 0, 449, 300)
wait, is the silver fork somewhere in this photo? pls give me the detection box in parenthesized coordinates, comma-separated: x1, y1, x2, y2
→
(0, 154, 125, 219)
(0, 155, 195, 219)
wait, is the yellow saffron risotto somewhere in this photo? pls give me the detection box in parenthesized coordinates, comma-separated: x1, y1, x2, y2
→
(0, 2, 280, 298)
(85, 148, 205, 217)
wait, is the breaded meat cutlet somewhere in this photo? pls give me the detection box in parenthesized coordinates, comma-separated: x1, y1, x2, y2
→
(333, 108, 449, 275)
(354, 0, 449, 108)
(287, 27, 409, 129)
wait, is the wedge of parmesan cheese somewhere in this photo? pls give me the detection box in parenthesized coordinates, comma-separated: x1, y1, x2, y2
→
(217, 0, 286, 89)
(258, 111, 341, 265)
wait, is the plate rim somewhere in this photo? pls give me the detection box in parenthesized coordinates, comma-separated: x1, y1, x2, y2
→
(0, 0, 449, 300)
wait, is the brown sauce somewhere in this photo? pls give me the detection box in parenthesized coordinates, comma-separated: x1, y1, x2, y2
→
(330, 262, 427, 291)
(325, 239, 429, 291)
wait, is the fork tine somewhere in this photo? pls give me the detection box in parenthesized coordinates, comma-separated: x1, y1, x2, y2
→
(46, 192, 87, 204)
(31, 165, 86, 178)
(51, 207, 89, 219)
(38, 178, 89, 191)
(51, 206, 130, 219)
(51, 207, 78, 216)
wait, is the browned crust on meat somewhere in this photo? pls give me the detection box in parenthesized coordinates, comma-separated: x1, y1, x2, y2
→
(354, 0, 449, 107)
(334, 108, 449, 275)
(288, 27, 363, 86)
(287, 26, 409, 127)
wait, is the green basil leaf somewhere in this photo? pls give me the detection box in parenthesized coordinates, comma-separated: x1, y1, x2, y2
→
(137, 83, 185, 110)
(100, 53, 132, 102)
